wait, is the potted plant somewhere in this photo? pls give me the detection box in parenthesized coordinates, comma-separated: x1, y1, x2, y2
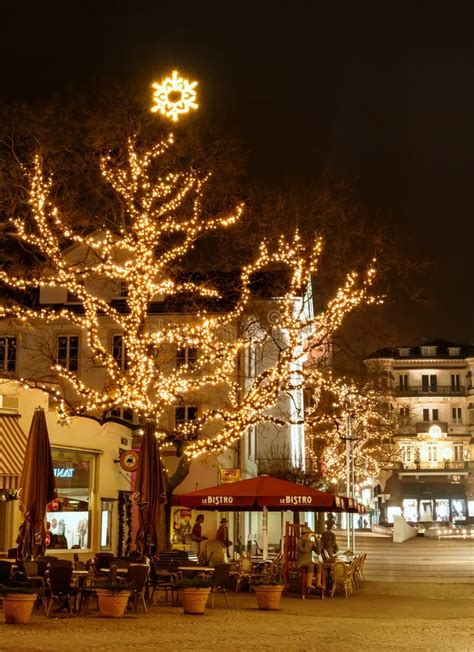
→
(93, 581, 133, 618)
(253, 575, 285, 610)
(0, 582, 38, 624)
(176, 577, 212, 615)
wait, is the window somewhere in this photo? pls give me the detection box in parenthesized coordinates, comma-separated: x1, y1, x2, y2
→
(421, 375, 437, 392)
(176, 347, 197, 368)
(400, 442, 412, 463)
(118, 282, 128, 298)
(399, 375, 408, 390)
(112, 335, 129, 370)
(421, 346, 437, 357)
(112, 335, 129, 371)
(448, 347, 460, 357)
(427, 443, 438, 462)
(451, 374, 460, 390)
(454, 442, 464, 462)
(398, 348, 410, 357)
(245, 344, 258, 378)
(109, 407, 134, 422)
(175, 405, 198, 429)
(452, 407, 462, 424)
(57, 335, 79, 371)
(399, 407, 410, 425)
(47, 448, 95, 550)
(423, 408, 438, 422)
(100, 499, 114, 551)
(0, 337, 17, 373)
(247, 426, 257, 461)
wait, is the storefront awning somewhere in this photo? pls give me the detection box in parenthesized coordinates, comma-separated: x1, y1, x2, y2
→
(0, 414, 28, 489)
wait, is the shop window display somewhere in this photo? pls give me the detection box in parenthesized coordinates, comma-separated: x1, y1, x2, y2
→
(434, 499, 450, 522)
(47, 448, 95, 550)
(402, 499, 418, 522)
(451, 499, 466, 522)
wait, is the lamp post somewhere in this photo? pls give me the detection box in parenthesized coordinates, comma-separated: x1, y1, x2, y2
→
(341, 399, 357, 552)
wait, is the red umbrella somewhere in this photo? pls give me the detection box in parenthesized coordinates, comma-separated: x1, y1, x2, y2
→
(17, 408, 57, 560)
(173, 475, 343, 511)
(132, 422, 166, 557)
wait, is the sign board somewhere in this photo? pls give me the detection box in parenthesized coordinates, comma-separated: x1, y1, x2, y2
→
(220, 468, 241, 483)
(119, 450, 139, 473)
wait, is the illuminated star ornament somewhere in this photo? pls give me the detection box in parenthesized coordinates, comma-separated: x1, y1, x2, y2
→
(151, 70, 198, 122)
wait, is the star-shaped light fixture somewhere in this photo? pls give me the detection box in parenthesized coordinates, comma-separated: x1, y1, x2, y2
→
(151, 70, 198, 122)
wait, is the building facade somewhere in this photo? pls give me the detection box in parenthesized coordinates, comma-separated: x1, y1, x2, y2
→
(364, 340, 474, 525)
(0, 273, 311, 556)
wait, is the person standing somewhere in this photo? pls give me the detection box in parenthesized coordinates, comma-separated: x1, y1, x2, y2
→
(321, 520, 339, 559)
(191, 514, 208, 555)
(296, 528, 323, 594)
(216, 517, 232, 557)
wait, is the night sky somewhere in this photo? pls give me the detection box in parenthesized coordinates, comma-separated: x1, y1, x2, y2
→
(1, 1, 473, 348)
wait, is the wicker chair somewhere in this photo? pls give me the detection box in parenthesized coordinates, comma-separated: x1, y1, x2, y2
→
(330, 561, 354, 598)
(232, 555, 260, 592)
(352, 554, 366, 588)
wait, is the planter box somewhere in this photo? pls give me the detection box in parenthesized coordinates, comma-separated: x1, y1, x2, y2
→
(3, 593, 37, 624)
(254, 585, 284, 610)
(95, 589, 131, 618)
(179, 587, 211, 614)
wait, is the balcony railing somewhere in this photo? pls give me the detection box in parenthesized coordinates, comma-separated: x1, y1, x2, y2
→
(415, 421, 448, 433)
(399, 461, 467, 471)
(394, 385, 465, 396)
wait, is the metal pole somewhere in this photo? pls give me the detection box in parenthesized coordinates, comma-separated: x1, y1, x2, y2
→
(345, 426, 351, 550)
(262, 505, 269, 560)
(351, 436, 356, 553)
(347, 407, 356, 553)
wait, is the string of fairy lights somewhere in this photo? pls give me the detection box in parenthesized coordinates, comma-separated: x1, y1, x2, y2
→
(0, 71, 381, 466)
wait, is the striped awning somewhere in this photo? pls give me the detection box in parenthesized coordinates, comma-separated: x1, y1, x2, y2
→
(0, 414, 28, 489)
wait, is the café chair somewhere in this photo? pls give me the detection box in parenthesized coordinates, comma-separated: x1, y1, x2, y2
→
(209, 563, 231, 608)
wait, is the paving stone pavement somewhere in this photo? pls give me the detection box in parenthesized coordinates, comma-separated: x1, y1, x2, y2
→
(1, 582, 473, 652)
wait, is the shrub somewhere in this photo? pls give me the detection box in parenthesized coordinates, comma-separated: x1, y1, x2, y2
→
(176, 577, 212, 589)
(252, 575, 285, 587)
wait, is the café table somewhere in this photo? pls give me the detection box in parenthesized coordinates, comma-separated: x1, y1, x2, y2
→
(99, 567, 130, 576)
(177, 565, 214, 577)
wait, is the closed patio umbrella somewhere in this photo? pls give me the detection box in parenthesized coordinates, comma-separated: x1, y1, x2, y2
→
(17, 407, 57, 560)
(132, 422, 166, 557)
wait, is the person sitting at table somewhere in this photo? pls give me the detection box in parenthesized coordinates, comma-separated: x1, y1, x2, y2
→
(321, 520, 339, 560)
(296, 528, 323, 594)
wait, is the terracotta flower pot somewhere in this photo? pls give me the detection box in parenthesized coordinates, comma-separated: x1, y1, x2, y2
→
(254, 585, 284, 610)
(3, 593, 37, 624)
(179, 587, 211, 614)
(95, 589, 131, 618)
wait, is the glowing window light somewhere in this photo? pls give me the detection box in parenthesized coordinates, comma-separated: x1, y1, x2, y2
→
(151, 70, 198, 122)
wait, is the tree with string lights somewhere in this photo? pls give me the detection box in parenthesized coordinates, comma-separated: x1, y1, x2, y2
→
(305, 377, 399, 491)
(0, 74, 381, 546)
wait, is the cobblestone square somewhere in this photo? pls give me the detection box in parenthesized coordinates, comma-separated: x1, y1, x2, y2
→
(1, 582, 473, 652)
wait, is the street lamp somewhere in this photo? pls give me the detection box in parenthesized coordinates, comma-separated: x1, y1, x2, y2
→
(340, 397, 357, 552)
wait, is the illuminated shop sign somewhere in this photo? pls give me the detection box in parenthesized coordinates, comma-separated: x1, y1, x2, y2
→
(202, 496, 234, 505)
(53, 468, 74, 478)
(279, 496, 313, 505)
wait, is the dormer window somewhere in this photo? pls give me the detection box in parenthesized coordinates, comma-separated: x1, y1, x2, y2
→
(448, 347, 460, 357)
(421, 346, 437, 357)
(398, 348, 410, 357)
